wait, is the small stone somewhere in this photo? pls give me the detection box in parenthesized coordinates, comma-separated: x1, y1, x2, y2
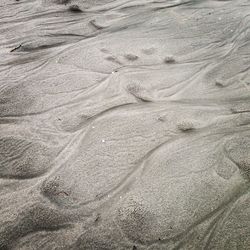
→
(177, 121, 195, 132)
(215, 79, 226, 88)
(164, 55, 175, 64)
(124, 54, 138, 61)
(68, 5, 82, 13)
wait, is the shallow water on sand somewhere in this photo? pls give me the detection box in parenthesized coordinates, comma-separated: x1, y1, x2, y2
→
(0, 0, 250, 249)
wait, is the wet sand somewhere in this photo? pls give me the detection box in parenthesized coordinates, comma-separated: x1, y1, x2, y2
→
(0, 0, 250, 249)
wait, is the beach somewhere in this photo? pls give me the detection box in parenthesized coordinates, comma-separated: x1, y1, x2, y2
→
(0, 0, 250, 249)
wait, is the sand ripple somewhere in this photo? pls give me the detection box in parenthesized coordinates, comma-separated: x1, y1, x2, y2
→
(0, 0, 250, 249)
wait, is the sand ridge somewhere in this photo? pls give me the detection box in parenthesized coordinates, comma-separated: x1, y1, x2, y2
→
(0, 0, 250, 249)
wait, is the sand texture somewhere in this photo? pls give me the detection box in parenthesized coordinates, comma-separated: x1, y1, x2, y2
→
(0, 0, 250, 249)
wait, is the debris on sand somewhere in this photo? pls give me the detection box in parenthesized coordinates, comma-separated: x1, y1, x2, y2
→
(10, 44, 22, 52)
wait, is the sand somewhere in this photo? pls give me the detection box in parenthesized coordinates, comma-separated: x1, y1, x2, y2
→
(0, 0, 250, 249)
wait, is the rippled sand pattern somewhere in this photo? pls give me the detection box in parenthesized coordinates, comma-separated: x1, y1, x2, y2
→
(0, 0, 250, 249)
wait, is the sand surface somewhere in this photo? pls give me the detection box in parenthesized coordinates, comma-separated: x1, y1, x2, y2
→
(0, 0, 250, 249)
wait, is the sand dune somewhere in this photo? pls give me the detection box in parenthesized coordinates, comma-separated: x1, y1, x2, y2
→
(0, 0, 250, 249)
